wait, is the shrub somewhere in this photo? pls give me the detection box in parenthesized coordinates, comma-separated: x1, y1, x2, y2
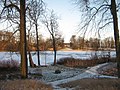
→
(57, 57, 96, 68)
(57, 56, 116, 68)
(0, 60, 19, 69)
(57, 57, 75, 65)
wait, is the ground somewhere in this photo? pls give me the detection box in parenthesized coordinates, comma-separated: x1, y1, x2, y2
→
(0, 80, 52, 90)
(58, 78, 120, 90)
(0, 62, 119, 90)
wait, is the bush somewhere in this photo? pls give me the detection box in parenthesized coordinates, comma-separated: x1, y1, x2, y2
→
(57, 57, 75, 65)
(0, 60, 19, 69)
(57, 57, 96, 68)
(0, 60, 20, 80)
(57, 56, 116, 68)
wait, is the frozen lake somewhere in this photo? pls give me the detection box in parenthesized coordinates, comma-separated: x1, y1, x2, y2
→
(0, 51, 116, 65)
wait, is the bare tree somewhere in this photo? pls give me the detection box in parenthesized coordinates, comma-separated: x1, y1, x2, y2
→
(0, 0, 28, 78)
(28, 0, 45, 66)
(77, 36, 84, 49)
(0, 0, 20, 50)
(70, 35, 77, 49)
(43, 10, 59, 65)
(20, 0, 28, 78)
(74, 0, 120, 78)
(27, 19, 36, 67)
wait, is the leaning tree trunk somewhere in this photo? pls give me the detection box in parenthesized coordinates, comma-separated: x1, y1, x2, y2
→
(111, 0, 120, 78)
(28, 29, 36, 68)
(20, 0, 28, 78)
(28, 50, 36, 67)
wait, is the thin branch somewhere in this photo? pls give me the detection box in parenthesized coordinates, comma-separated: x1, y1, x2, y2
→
(99, 21, 113, 30)
(97, 7, 110, 26)
(78, 3, 111, 36)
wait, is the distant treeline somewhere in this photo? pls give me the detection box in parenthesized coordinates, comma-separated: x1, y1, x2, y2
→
(0, 31, 115, 51)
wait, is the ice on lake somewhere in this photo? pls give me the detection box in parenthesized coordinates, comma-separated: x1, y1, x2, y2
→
(0, 50, 116, 66)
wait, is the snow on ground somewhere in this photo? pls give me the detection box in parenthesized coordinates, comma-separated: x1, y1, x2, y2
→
(28, 65, 85, 82)
(48, 63, 117, 89)
(28, 63, 117, 90)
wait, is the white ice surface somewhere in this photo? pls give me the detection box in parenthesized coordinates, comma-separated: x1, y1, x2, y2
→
(0, 51, 116, 66)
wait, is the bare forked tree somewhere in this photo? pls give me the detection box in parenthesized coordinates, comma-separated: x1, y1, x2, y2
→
(28, 0, 46, 66)
(74, 0, 120, 78)
(43, 10, 59, 65)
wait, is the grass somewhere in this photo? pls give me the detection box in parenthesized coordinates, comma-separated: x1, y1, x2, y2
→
(58, 78, 120, 90)
(0, 60, 20, 80)
(0, 58, 118, 90)
(57, 56, 116, 68)
(0, 60, 19, 69)
(0, 60, 52, 90)
(0, 79, 53, 90)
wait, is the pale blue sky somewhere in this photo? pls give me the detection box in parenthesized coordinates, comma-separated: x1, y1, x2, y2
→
(44, 0, 81, 43)
(43, 0, 115, 42)
(0, 0, 115, 42)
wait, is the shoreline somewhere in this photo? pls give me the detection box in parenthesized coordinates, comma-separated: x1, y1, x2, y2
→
(0, 48, 115, 52)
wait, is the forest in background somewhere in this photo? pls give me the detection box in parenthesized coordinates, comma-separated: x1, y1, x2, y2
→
(0, 31, 115, 51)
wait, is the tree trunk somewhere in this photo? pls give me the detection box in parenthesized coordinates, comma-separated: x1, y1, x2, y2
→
(52, 35, 57, 65)
(20, 0, 28, 78)
(111, 0, 120, 78)
(28, 51, 36, 67)
(28, 30, 36, 68)
(35, 23, 40, 66)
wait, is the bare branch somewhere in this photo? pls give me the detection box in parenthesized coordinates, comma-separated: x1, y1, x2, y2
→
(99, 21, 113, 30)
(0, 1, 20, 18)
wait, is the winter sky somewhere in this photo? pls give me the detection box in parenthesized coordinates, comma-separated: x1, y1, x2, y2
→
(43, 0, 115, 42)
(0, 0, 115, 42)
(44, 0, 81, 43)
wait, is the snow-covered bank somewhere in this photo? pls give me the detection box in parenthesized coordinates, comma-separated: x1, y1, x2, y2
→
(47, 63, 117, 89)
(28, 62, 117, 90)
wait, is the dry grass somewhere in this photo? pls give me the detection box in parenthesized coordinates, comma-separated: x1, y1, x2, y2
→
(0, 60, 20, 80)
(0, 60, 19, 68)
(57, 57, 96, 68)
(0, 79, 53, 90)
(58, 78, 120, 90)
(57, 57, 116, 68)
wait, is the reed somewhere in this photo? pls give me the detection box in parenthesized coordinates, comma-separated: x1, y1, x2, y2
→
(57, 56, 116, 68)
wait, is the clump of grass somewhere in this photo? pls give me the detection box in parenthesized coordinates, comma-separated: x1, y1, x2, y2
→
(57, 55, 116, 68)
(57, 57, 75, 65)
(0, 60, 19, 71)
(0, 60, 20, 80)
(57, 57, 96, 68)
